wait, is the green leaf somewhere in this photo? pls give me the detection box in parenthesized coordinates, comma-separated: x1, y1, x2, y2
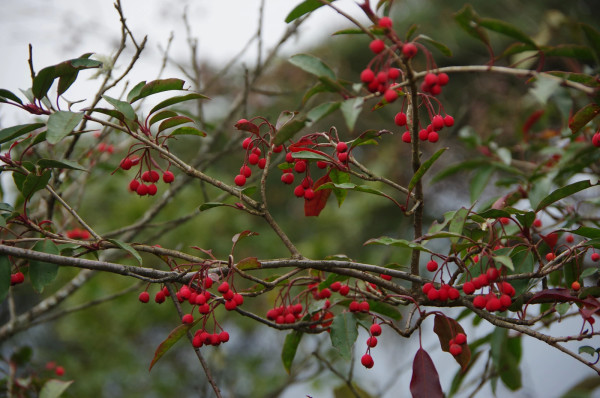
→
(493, 255, 514, 271)
(89, 107, 126, 122)
(149, 93, 209, 115)
(289, 54, 336, 80)
(429, 210, 456, 234)
(106, 239, 143, 266)
(199, 202, 228, 211)
(581, 267, 598, 278)
(535, 180, 594, 212)
(0, 89, 23, 104)
(454, 4, 490, 47)
(470, 165, 494, 203)
(282, 330, 303, 374)
(0, 256, 11, 302)
(33, 56, 102, 99)
(409, 147, 447, 191)
(149, 323, 191, 371)
(285, 0, 334, 23)
(569, 103, 600, 134)
(329, 169, 350, 206)
(364, 236, 432, 253)
(169, 126, 207, 137)
(21, 170, 52, 199)
(568, 227, 600, 239)
(37, 159, 86, 172)
(578, 346, 598, 357)
(129, 78, 186, 103)
(39, 379, 74, 398)
(149, 110, 178, 126)
(46, 111, 84, 145)
(416, 34, 453, 56)
(528, 174, 554, 210)
(274, 117, 307, 146)
(367, 300, 402, 320)
(545, 71, 600, 87)
(478, 18, 537, 47)
(307, 101, 341, 125)
(29, 240, 60, 293)
(102, 95, 136, 121)
(332, 28, 365, 36)
(235, 257, 261, 270)
(541, 44, 595, 62)
(448, 207, 469, 245)
(329, 312, 358, 360)
(350, 129, 389, 148)
(340, 97, 363, 132)
(0, 123, 45, 145)
(158, 116, 194, 133)
(581, 23, 600, 63)
(126, 81, 147, 103)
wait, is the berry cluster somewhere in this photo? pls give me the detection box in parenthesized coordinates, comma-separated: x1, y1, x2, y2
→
(119, 154, 175, 196)
(448, 332, 467, 356)
(422, 283, 461, 302)
(45, 361, 65, 377)
(97, 142, 115, 154)
(266, 303, 305, 325)
(360, 322, 383, 369)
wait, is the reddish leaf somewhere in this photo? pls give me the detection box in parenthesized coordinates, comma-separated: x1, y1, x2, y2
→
(234, 120, 260, 135)
(433, 314, 471, 371)
(305, 174, 332, 217)
(236, 257, 261, 270)
(522, 109, 544, 141)
(540, 232, 558, 250)
(569, 103, 600, 134)
(232, 230, 259, 244)
(410, 348, 444, 398)
(149, 324, 191, 371)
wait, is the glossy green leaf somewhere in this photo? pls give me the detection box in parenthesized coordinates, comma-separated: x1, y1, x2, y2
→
(282, 330, 303, 374)
(285, 0, 334, 23)
(129, 78, 186, 103)
(169, 126, 206, 137)
(149, 110, 178, 126)
(454, 4, 490, 47)
(340, 97, 363, 132)
(568, 226, 600, 239)
(289, 54, 336, 80)
(273, 117, 307, 146)
(21, 170, 51, 199)
(290, 150, 330, 162)
(448, 207, 469, 245)
(581, 267, 598, 278)
(329, 312, 357, 360)
(33, 56, 102, 99)
(89, 107, 126, 122)
(470, 165, 494, 203)
(569, 103, 600, 134)
(149, 93, 209, 115)
(478, 18, 537, 47)
(409, 147, 447, 191)
(535, 180, 594, 212)
(235, 257, 261, 270)
(350, 129, 390, 148)
(29, 240, 60, 293)
(149, 323, 191, 371)
(329, 169, 350, 207)
(417, 34, 453, 56)
(493, 255, 514, 271)
(0, 256, 11, 302)
(0, 89, 23, 104)
(127, 81, 147, 103)
(0, 123, 45, 145)
(158, 116, 194, 133)
(106, 238, 143, 265)
(46, 111, 84, 144)
(307, 101, 340, 125)
(39, 379, 74, 398)
(364, 236, 432, 253)
(102, 95, 136, 121)
(199, 202, 227, 211)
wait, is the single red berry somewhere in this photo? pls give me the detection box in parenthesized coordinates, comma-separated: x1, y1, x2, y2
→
(427, 288, 440, 301)
(501, 281, 515, 297)
(448, 287, 460, 300)
(266, 309, 278, 320)
(349, 300, 360, 312)
(499, 294, 512, 308)
(225, 300, 237, 311)
(317, 160, 328, 169)
(422, 282, 434, 294)
(428, 131, 439, 143)
(571, 281, 581, 291)
(258, 158, 267, 169)
(592, 133, 600, 147)
(223, 290, 235, 300)
(437, 72, 449, 86)
(129, 179, 140, 192)
(231, 293, 243, 306)
(380, 273, 392, 281)
(486, 297, 502, 312)
(360, 68, 375, 83)
(337, 152, 348, 162)
(454, 333, 467, 345)
(294, 160, 307, 173)
(370, 323, 382, 337)
(546, 252, 556, 261)
(292, 303, 303, 314)
(388, 68, 400, 80)
(566, 234, 574, 243)
(592, 253, 600, 262)
(217, 281, 230, 293)
(203, 277, 213, 289)
(219, 331, 230, 343)
(242, 137, 253, 149)
(361, 353, 374, 369)
(424, 73, 438, 87)
(141, 171, 151, 182)
(384, 89, 398, 103)
(339, 285, 350, 296)
(394, 112, 407, 126)
(192, 335, 203, 348)
(473, 295, 487, 309)
(369, 39, 385, 54)
(10, 272, 25, 285)
(240, 165, 252, 178)
(443, 115, 454, 127)
(432, 115, 444, 131)
(477, 274, 489, 287)
(147, 184, 158, 196)
(55, 366, 65, 376)
(182, 314, 194, 324)
(330, 281, 342, 292)
(162, 171, 175, 183)
(376, 71, 388, 83)
(248, 153, 259, 165)
(367, 336, 378, 347)
(426, 260, 438, 272)
(319, 288, 332, 299)
(402, 131, 411, 143)
(379, 16, 392, 28)
(486, 267, 500, 281)
(294, 185, 305, 197)
(281, 173, 294, 184)
(273, 144, 283, 153)
(417, 129, 429, 141)
(252, 147, 262, 156)
(430, 84, 442, 95)
(359, 301, 370, 312)
(149, 170, 160, 182)
(533, 218, 542, 228)
(336, 142, 348, 153)
(195, 294, 207, 305)
(462, 281, 475, 295)
(304, 188, 315, 200)
(120, 157, 133, 170)
(402, 43, 417, 58)
(449, 344, 463, 356)
(136, 184, 149, 196)
(234, 174, 246, 187)
(138, 291, 150, 303)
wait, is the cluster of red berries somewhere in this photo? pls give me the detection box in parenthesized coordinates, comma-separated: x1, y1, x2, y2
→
(192, 329, 230, 348)
(10, 272, 25, 285)
(360, 66, 402, 103)
(234, 130, 281, 187)
(448, 332, 467, 356)
(65, 228, 91, 240)
(266, 304, 305, 324)
(97, 142, 115, 154)
(422, 283, 461, 301)
(120, 155, 175, 196)
(397, 112, 454, 144)
(45, 361, 65, 377)
(280, 151, 320, 201)
(420, 72, 450, 96)
(467, 277, 515, 312)
(360, 323, 383, 369)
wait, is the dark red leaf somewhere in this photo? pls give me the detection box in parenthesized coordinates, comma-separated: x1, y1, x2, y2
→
(540, 232, 558, 250)
(433, 314, 471, 371)
(305, 174, 332, 217)
(410, 348, 444, 398)
(234, 120, 260, 135)
(522, 109, 544, 141)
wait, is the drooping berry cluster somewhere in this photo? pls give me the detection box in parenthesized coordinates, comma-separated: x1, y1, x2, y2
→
(119, 153, 175, 196)
(361, 322, 383, 369)
(449, 332, 467, 356)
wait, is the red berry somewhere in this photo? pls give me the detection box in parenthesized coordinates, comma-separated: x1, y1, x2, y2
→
(294, 160, 307, 173)
(443, 115, 454, 127)
(128, 179, 140, 192)
(219, 331, 230, 343)
(242, 137, 253, 149)
(384, 89, 398, 103)
(336, 142, 348, 153)
(55, 366, 65, 376)
(545, 252, 556, 261)
(402, 131, 411, 143)
(377, 71, 388, 83)
(437, 72, 449, 86)
(361, 353, 374, 369)
(234, 174, 246, 186)
(499, 294, 512, 308)
(501, 281, 515, 297)
(369, 39, 385, 54)
(233, 293, 244, 306)
(138, 291, 150, 303)
(258, 158, 267, 169)
(473, 295, 487, 309)
(571, 281, 581, 291)
(380, 273, 392, 281)
(533, 218, 542, 228)
(360, 68, 375, 83)
(147, 184, 157, 196)
(120, 158, 133, 170)
(162, 171, 175, 183)
(388, 68, 400, 80)
(225, 300, 237, 311)
(592, 253, 600, 262)
(339, 285, 350, 296)
(223, 289, 235, 300)
(477, 274, 489, 287)
(10, 271, 25, 285)
(294, 185, 305, 198)
(317, 160, 328, 169)
(273, 144, 283, 153)
(427, 288, 440, 301)
(182, 314, 194, 324)
(154, 291, 166, 304)
(141, 171, 151, 182)
(217, 282, 230, 293)
(349, 300, 360, 312)
(486, 267, 500, 281)
(367, 336, 378, 347)
(195, 294, 206, 305)
(149, 170, 159, 182)
(281, 173, 294, 184)
(432, 115, 444, 131)
(359, 301, 370, 312)
(402, 43, 417, 58)
(319, 288, 332, 299)
(394, 112, 407, 126)
(285, 152, 294, 163)
(304, 188, 315, 200)
(240, 165, 252, 178)
(370, 323, 382, 336)
(330, 281, 342, 291)
(418, 129, 429, 141)
(454, 333, 467, 345)
(462, 281, 475, 295)
(449, 344, 463, 356)
(430, 84, 442, 95)
(486, 297, 502, 312)
(448, 287, 460, 300)
(426, 260, 438, 272)
(593, 133, 600, 147)
(424, 73, 438, 87)
(337, 152, 348, 162)
(203, 277, 213, 289)
(248, 153, 259, 165)
(566, 234, 574, 243)
(427, 132, 439, 143)
(379, 16, 392, 28)
(422, 282, 434, 294)
(136, 184, 149, 196)
(192, 335, 203, 348)
(266, 309, 278, 320)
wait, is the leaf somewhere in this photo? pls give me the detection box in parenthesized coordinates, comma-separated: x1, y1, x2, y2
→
(545, 71, 600, 87)
(329, 312, 358, 360)
(106, 239, 143, 266)
(581, 23, 600, 63)
(149, 323, 191, 371)
(448, 207, 469, 245)
(199, 202, 228, 211)
(149, 93, 209, 115)
(478, 18, 537, 47)
(39, 379, 74, 398)
(274, 117, 307, 146)
(129, 78, 186, 103)
(409, 147, 447, 192)
(170, 126, 207, 137)
(285, 0, 334, 23)
(364, 237, 432, 253)
(431, 158, 488, 183)
(232, 230, 259, 245)
(416, 34, 453, 56)
(102, 95, 136, 121)
(289, 54, 336, 80)
(89, 107, 126, 122)
(470, 165, 494, 203)
(578, 346, 598, 357)
(149, 110, 178, 126)
(158, 116, 194, 133)
(333, 383, 375, 398)
(37, 158, 86, 172)
(46, 111, 84, 145)
(350, 129, 390, 149)
(236, 257, 261, 270)
(32, 56, 102, 99)
(305, 174, 332, 216)
(493, 255, 514, 271)
(21, 170, 52, 199)
(454, 4, 490, 47)
(0, 123, 45, 145)
(433, 314, 471, 371)
(0, 88, 23, 104)
(535, 179, 594, 212)
(282, 330, 303, 374)
(367, 301, 402, 321)
(340, 98, 363, 132)
(332, 28, 365, 36)
(307, 101, 341, 125)
(541, 44, 595, 62)
(29, 240, 60, 293)
(568, 226, 600, 239)
(569, 103, 600, 134)
(410, 348, 444, 398)
(0, 256, 11, 302)
(329, 169, 350, 207)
